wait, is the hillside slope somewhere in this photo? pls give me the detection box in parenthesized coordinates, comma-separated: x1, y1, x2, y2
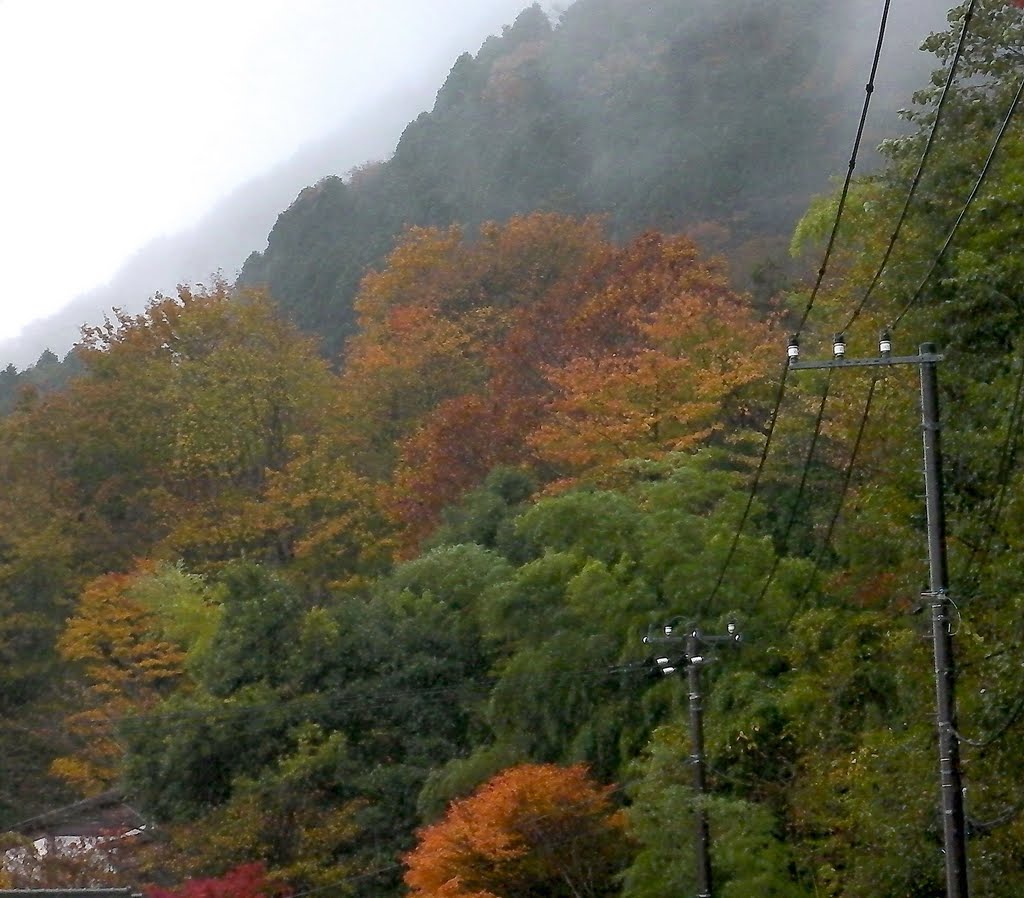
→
(239, 0, 936, 357)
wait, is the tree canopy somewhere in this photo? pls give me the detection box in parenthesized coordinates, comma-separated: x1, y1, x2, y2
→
(4, 3, 1024, 898)
(404, 763, 630, 898)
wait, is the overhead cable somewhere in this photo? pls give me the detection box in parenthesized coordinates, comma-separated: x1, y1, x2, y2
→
(840, 0, 980, 333)
(791, 371, 882, 615)
(751, 367, 835, 612)
(700, 0, 895, 613)
(760, 0, 987, 613)
(891, 70, 1024, 327)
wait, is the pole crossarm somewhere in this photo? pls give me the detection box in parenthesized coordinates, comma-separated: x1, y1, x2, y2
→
(789, 352, 942, 370)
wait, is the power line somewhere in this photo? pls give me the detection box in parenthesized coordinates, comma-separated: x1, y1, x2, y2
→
(753, 0, 998, 616)
(830, 20, 1024, 577)
(891, 70, 1024, 327)
(840, 0, 980, 334)
(699, 0, 895, 614)
(59, 683, 492, 738)
(786, 343, 972, 898)
(788, 53, 1024, 629)
(951, 691, 1024, 749)
(63, 660, 646, 733)
(285, 864, 403, 898)
(772, 0, 986, 613)
(957, 347, 1024, 586)
(791, 371, 882, 615)
(700, 361, 790, 615)
(751, 367, 835, 611)
(796, 0, 895, 334)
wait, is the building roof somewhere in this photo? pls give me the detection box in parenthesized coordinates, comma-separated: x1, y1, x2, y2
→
(0, 890, 143, 898)
(8, 793, 147, 841)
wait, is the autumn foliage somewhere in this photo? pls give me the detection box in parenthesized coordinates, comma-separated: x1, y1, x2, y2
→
(404, 764, 630, 898)
(0, 215, 777, 896)
(342, 216, 776, 547)
(8, 3, 1024, 896)
(51, 564, 187, 793)
(147, 863, 284, 898)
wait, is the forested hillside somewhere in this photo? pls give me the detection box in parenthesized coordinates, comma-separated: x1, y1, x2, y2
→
(3, 2, 1024, 898)
(237, 0, 925, 358)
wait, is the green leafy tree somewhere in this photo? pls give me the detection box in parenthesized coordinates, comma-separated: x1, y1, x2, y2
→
(197, 563, 306, 697)
(143, 732, 363, 891)
(123, 558, 495, 892)
(782, 12, 1024, 893)
(624, 726, 809, 898)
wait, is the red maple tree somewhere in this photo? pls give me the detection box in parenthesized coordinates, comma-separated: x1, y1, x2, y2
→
(147, 863, 284, 898)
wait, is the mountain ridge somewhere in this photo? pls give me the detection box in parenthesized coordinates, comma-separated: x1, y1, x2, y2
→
(238, 0, 941, 359)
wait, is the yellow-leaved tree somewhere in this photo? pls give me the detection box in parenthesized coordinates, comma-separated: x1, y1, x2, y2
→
(51, 563, 195, 794)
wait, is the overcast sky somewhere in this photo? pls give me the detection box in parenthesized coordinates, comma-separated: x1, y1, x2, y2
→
(0, 0, 532, 348)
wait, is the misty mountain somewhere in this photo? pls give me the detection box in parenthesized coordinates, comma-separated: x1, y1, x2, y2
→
(2, 0, 944, 379)
(0, 86, 429, 373)
(238, 0, 944, 358)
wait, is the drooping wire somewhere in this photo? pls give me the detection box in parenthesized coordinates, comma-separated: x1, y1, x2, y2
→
(699, 0, 895, 614)
(967, 804, 1023, 834)
(891, 69, 1024, 327)
(64, 656, 655, 733)
(938, 348, 1024, 753)
(286, 864, 404, 898)
(789, 371, 882, 616)
(840, 0, 980, 334)
(751, 367, 835, 611)
(830, 22, 1024, 582)
(700, 361, 790, 615)
(952, 690, 1024, 749)
(868, 69, 1024, 758)
(8, 662, 654, 833)
(790, 43, 1024, 751)
(795, 0, 895, 334)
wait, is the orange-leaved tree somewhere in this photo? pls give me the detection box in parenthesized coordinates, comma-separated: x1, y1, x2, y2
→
(392, 231, 777, 537)
(338, 214, 607, 480)
(51, 563, 189, 794)
(386, 228, 696, 537)
(528, 233, 777, 480)
(404, 763, 630, 898)
(255, 432, 396, 593)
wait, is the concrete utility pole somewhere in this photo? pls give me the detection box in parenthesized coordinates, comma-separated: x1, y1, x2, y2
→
(644, 620, 741, 898)
(919, 344, 970, 898)
(788, 334, 969, 898)
(685, 628, 713, 898)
